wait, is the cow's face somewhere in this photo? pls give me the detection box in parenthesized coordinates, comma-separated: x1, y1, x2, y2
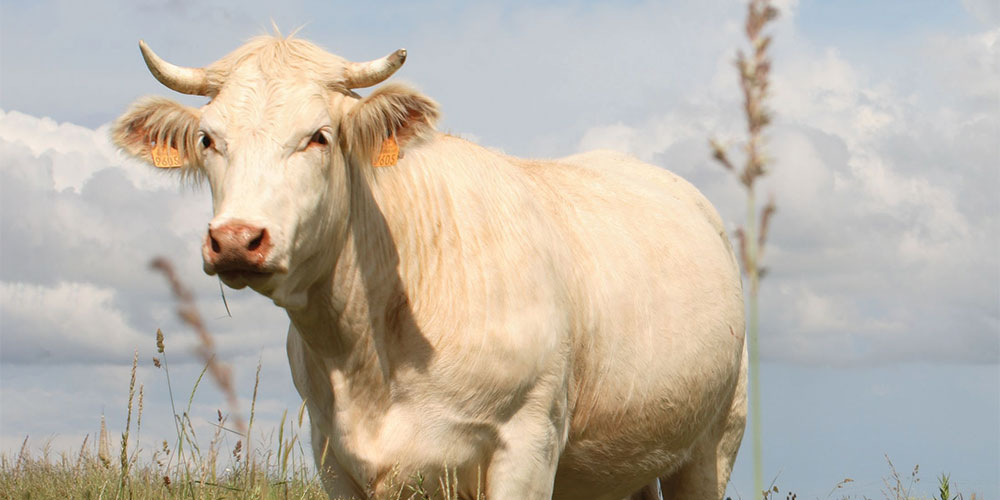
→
(112, 38, 438, 309)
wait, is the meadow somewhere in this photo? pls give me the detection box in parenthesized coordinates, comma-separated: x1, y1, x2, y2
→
(0, 333, 980, 499)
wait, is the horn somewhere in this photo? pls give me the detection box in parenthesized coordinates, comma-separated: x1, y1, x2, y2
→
(138, 40, 213, 96)
(343, 49, 407, 89)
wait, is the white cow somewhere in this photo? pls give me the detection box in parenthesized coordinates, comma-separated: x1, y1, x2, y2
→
(113, 36, 746, 500)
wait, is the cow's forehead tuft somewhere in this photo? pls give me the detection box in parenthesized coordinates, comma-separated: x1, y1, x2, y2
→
(207, 35, 351, 89)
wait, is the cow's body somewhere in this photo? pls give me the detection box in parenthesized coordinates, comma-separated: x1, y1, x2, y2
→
(113, 36, 746, 499)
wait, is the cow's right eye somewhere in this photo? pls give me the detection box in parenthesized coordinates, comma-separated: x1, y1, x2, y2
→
(309, 130, 328, 147)
(201, 134, 213, 149)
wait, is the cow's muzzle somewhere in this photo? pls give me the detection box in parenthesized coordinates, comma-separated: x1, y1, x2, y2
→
(202, 221, 275, 279)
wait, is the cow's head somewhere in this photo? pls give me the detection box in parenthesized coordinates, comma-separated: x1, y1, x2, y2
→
(112, 36, 439, 309)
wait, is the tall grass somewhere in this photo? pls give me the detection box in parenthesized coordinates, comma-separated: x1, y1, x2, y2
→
(711, 1, 779, 498)
(709, 3, 983, 500)
(0, 258, 327, 500)
(0, 354, 326, 499)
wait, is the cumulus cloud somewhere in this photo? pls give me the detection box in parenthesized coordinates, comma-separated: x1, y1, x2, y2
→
(577, 13, 1000, 365)
(0, 109, 294, 359)
(1, 282, 149, 364)
(0, 109, 296, 455)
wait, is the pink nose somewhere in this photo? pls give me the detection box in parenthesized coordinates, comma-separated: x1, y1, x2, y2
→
(203, 222, 272, 273)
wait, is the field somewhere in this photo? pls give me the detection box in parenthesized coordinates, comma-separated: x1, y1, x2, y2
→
(0, 352, 980, 500)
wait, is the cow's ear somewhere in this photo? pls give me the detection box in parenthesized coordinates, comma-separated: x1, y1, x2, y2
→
(111, 96, 202, 172)
(344, 83, 440, 166)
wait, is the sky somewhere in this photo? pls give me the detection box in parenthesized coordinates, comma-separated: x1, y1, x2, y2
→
(1, 0, 998, 498)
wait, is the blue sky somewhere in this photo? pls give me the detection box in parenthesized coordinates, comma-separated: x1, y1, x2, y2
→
(1, 0, 998, 498)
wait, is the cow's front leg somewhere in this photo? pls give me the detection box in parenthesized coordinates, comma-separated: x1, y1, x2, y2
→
(310, 421, 364, 500)
(486, 409, 564, 499)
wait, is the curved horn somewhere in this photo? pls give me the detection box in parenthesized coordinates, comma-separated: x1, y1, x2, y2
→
(343, 49, 407, 89)
(139, 40, 213, 96)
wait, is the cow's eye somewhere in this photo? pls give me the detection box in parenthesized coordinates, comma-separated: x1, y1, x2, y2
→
(309, 130, 328, 147)
(200, 133, 213, 149)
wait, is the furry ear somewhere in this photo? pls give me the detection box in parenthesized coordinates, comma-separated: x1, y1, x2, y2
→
(344, 83, 440, 165)
(111, 96, 202, 171)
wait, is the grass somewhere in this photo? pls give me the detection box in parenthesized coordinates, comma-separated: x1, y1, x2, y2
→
(0, 276, 327, 499)
(0, 435, 325, 500)
(710, 1, 780, 498)
(749, 458, 980, 500)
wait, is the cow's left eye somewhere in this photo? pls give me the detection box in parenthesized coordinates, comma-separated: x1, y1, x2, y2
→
(309, 130, 328, 147)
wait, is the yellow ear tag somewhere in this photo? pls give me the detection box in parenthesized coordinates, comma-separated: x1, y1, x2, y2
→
(150, 143, 183, 168)
(372, 134, 399, 167)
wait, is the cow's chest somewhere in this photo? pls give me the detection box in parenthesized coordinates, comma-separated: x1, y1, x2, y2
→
(323, 369, 500, 493)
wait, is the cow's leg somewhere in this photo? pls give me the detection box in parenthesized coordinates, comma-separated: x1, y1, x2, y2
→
(486, 410, 562, 499)
(310, 422, 364, 500)
(661, 346, 747, 500)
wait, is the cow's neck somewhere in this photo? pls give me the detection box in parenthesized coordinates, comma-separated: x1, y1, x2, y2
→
(286, 152, 446, 405)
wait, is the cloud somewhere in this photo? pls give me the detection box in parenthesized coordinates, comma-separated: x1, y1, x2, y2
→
(924, 27, 1000, 107)
(1, 282, 149, 364)
(962, 0, 1000, 26)
(577, 16, 1000, 365)
(0, 112, 211, 326)
(0, 108, 298, 458)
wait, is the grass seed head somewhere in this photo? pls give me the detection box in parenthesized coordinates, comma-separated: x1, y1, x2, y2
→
(98, 416, 112, 468)
(156, 328, 165, 353)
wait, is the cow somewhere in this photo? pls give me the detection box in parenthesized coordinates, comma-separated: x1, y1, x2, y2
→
(112, 35, 747, 500)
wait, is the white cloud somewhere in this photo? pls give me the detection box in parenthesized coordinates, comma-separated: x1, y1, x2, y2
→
(961, 0, 1000, 27)
(0, 109, 179, 191)
(925, 27, 1000, 105)
(576, 19, 1000, 364)
(0, 113, 209, 294)
(0, 109, 298, 458)
(1, 282, 148, 364)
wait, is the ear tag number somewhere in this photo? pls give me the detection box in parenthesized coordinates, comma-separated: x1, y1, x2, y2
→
(373, 134, 399, 167)
(151, 143, 183, 168)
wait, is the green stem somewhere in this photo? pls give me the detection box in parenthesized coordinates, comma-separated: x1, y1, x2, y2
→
(746, 186, 763, 500)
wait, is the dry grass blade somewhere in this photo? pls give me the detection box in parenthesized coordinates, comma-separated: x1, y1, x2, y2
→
(15, 436, 29, 474)
(119, 350, 138, 495)
(150, 257, 246, 435)
(76, 434, 90, 470)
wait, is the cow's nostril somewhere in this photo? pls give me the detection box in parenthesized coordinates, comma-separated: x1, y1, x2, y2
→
(211, 235, 221, 253)
(247, 230, 265, 251)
